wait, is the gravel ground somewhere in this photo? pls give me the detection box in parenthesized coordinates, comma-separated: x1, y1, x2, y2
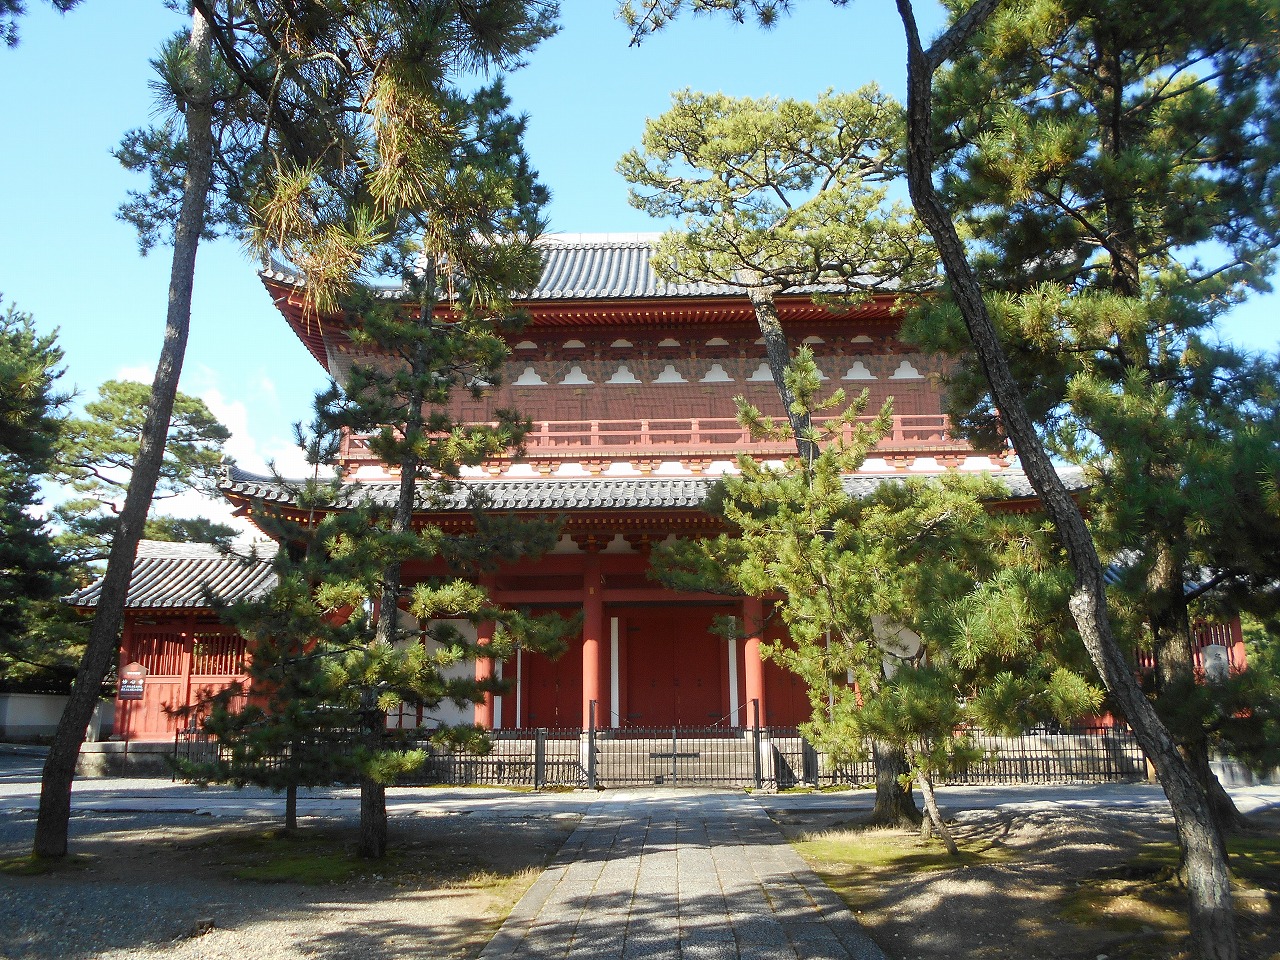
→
(783, 804, 1280, 960)
(0, 809, 578, 960)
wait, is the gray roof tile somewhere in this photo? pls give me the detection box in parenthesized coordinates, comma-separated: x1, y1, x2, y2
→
(221, 465, 1085, 512)
(263, 234, 870, 302)
(65, 541, 278, 610)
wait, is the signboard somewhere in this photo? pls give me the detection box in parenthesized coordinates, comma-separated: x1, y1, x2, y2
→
(118, 662, 147, 701)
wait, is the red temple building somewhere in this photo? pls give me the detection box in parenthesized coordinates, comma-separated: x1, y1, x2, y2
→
(67, 234, 1247, 751)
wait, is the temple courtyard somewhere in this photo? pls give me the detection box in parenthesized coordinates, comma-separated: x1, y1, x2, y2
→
(1, 750, 1278, 959)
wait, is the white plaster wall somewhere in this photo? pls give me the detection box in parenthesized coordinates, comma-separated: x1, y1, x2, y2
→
(0, 693, 114, 741)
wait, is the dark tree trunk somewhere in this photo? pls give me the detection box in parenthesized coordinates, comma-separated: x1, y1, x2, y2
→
(33, 9, 215, 860)
(359, 779, 388, 859)
(919, 771, 958, 855)
(869, 740, 922, 827)
(285, 782, 298, 833)
(893, 2, 1238, 955)
(1150, 541, 1247, 833)
(745, 283, 816, 465)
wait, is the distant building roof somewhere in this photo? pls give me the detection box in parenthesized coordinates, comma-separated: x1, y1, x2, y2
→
(65, 540, 278, 611)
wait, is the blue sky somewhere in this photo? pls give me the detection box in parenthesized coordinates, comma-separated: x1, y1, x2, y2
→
(1, 1, 1276, 529)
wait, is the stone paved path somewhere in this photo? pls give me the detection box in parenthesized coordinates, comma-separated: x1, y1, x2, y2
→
(480, 789, 886, 960)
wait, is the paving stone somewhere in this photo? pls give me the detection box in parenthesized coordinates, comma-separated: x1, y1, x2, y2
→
(478, 789, 887, 960)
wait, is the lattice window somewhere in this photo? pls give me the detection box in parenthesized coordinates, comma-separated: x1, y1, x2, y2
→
(192, 632, 247, 676)
(133, 631, 184, 676)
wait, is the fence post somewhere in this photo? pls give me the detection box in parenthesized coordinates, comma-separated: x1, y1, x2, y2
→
(587, 700, 598, 790)
(535, 728, 547, 789)
(802, 736, 819, 787)
(672, 725, 679, 785)
(751, 699, 762, 790)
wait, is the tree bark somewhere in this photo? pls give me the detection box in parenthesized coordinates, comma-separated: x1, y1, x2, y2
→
(359, 779, 388, 859)
(869, 739, 922, 826)
(745, 284, 816, 465)
(33, 9, 215, 859)
(919, 771, 958, 856)
(1150, 540, 1247, 832)
(893, 1, 1237, 956)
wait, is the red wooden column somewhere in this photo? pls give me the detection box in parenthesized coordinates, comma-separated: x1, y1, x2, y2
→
(474, 619, 496, 730)
(582, 552, 604, 730)
(742, 596, 767, 727)
(180, 614, 196, 732)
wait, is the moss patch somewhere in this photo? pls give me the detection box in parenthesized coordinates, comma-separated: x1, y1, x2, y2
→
(1059, 824, 1280, 957)
(0, 853, 93, 876)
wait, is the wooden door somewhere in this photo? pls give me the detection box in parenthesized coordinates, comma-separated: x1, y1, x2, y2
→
(625, 610, 722, 726)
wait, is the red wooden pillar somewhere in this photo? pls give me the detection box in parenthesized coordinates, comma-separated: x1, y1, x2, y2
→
(118, 618, 134, 740)
(1229, 616, 1248, 672)
(180, 614, 196, 733)
(475, 619, 496, 730)
(582, 552, 604, 730)
(742, 596, 766, 727)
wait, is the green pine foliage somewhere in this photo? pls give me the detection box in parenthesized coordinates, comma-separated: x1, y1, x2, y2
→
(0, 0, 77, 48)
(899, 0, 1280, 791)
(51, 379, 232, 566)
(653, 351, 1100, 849)
(188, 411, 571, 840)
(0, 300, 77, 692)
(619, 87, 933, 298)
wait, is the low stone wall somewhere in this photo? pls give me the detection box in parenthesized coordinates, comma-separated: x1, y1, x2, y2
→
(76, 740, 175, 778)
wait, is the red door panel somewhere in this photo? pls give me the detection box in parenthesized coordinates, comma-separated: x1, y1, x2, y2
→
(625, 610, 723, 726)
(523, 637, 583, 729)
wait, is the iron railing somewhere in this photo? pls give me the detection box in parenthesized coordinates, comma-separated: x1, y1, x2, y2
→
(176, 719, 1147, 790)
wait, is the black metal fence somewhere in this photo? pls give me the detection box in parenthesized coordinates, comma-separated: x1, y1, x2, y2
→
(176, 717, 1147, 790)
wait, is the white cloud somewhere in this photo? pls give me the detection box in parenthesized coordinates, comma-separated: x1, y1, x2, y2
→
(114, 365, 155, 384)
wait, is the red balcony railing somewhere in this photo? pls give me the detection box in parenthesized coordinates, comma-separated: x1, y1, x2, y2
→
(339, 414, 977, 470)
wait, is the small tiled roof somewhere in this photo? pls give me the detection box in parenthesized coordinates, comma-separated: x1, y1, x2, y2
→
(262, 233, 874, 302)
(221, 464, 1086, 512)
(65, 540, 278, 611)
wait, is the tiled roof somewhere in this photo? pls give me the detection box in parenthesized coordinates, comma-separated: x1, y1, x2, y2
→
(65, 540, 278, 610)
(221, 465, 1086, 512)
(262, 233, 870, 302)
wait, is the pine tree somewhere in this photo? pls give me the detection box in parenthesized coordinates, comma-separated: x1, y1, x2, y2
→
(240, 6, 559, 858)
(625, 1, 1248, 956)
(190, 402, 569, 852)
(0, 299, 74, 691)
(619, 87, 936, 822)
(898, 0, 1280, 834)
(36, 0, 559, 860)
(52, 379, 232, 566)
(654, 350, 1097, 849)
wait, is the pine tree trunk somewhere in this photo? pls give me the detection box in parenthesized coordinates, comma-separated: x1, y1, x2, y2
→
(745, 284, 816, 465)
(919, 772, 957, 856)
(869, 740, 922, 827)
(894, 2, 1238, 955)
(33, 9, 215, 860)
(1150, 540, 1246, 832)
(359, 779, 387, 859)
(285, 782, 298, 833)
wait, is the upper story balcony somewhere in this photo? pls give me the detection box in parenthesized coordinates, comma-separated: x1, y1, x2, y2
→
(338, 413, 1004, 478)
